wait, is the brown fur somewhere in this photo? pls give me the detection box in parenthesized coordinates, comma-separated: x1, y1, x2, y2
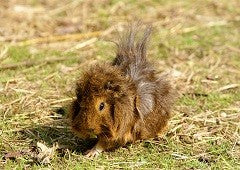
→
(69, 24, 176, 154)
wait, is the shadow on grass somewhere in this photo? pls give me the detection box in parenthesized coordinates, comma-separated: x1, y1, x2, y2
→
(19, 107, 98, 155)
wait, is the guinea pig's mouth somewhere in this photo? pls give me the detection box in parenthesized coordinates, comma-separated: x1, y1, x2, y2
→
(71, 124, 112, 140)
(88, 131, 98, 139)
(71, 125, 98, 139)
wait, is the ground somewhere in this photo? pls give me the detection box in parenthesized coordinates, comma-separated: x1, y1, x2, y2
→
(0, 0, 240, 169)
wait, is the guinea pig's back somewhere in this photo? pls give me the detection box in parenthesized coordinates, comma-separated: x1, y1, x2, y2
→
(132, 74, 174, 140)
(112, 24, 175, 140)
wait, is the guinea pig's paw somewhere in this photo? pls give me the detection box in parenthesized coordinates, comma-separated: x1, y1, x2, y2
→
(84, 146, 103, 158)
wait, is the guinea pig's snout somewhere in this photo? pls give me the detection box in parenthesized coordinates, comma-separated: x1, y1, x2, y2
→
(87, 128, 98, 138)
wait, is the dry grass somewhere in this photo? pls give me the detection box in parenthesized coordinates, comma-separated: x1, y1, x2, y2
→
(0, 0, 240, 169)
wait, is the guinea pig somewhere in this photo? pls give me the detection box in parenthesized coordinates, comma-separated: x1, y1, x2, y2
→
(69, 24, 176, 157)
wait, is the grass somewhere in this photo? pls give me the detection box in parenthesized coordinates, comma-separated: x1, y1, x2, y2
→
(0, 0, 240, 169)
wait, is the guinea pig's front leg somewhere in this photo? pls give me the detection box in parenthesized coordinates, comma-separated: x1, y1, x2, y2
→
(84, 138, 113, 158)
(84, 142, 103, 158)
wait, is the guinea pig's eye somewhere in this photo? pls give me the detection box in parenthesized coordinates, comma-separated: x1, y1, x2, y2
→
(99, 102, 105, 111)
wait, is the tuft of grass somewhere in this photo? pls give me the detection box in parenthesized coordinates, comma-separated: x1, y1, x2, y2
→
(7, 46, 31, 62)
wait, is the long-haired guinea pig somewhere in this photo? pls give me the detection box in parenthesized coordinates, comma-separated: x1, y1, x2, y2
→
(69, 24, 176, 157)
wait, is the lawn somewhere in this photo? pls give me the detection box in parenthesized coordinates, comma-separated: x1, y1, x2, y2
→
(0, 0, 240, 169)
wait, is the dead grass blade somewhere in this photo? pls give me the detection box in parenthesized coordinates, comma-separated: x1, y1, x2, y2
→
(216, 84, 240, 92)
(226, 45, 240, 53)
(0, 45, 9, 63)
(182, 20, 228, 33)
(67, 38, 97, 52)
(0, 56, 77, 70)
(15, 31, 102, 46)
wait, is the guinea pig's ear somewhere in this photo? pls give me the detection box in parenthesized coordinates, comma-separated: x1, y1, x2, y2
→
(135, 82, 155, 120)
(104, 81, 121, 97)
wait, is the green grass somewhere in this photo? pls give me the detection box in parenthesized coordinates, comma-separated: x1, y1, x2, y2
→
(1, 0, 240, 169)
